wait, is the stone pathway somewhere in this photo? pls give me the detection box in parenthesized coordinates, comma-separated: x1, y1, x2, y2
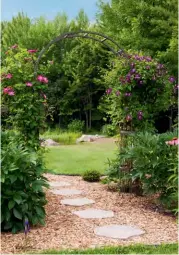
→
(94, 225, 145, 239)
(51, 189, 82, 196)
(50, 181, 71, 187)
(2, 174, 177, 254)
(73, 209, 114, 219)
(49, 181, 144, 239)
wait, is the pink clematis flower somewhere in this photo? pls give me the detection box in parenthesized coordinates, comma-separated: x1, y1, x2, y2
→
(165, 138, 179, 146)
(37, 75, 48, 84)
(26, 82, 33, 87)
(3, 86, 15, 96)
(49, 61, 54, 65)
(106, 88, 112, 95)
(37, 75, 44, 82)
(27, 49, 38, 54)
(43, 77, 48, 84)
(8, 91, 15, 96)
(126, 114, 132, 121)
(11, 44, 18, 49)
(6, 73, 13, 79)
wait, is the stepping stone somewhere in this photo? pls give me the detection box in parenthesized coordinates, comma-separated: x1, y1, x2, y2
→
(51, 189, 82, 196)
(94, 225, 145, 239)
(61, 198, 95, 206)
(49, 181, 71, 188)
(73, 209, 114, 219)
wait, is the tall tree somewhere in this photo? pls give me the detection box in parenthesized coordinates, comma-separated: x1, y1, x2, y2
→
(97, 0, 178, 75)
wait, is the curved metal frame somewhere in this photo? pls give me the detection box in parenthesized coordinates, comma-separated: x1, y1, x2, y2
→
(34, 30, 123, 74)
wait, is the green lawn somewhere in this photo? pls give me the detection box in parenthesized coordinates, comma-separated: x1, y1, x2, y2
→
(44, 140, 117, 175)
(37, 243, 178, 254)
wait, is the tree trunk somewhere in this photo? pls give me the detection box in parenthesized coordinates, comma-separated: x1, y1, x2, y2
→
(58, 115, 61, 128)
(85, 111, 88, 130)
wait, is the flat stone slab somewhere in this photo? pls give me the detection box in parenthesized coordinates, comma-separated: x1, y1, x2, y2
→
(61, 198, 95, 206)
(73, 209, 114, 219)
(94, 225, 145, 239)
(51, 189, 82, 196)
(49, 181, 71, 188)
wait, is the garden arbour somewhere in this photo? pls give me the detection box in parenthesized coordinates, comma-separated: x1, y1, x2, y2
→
(1, 30, 124, 234)
(1, 30, 178, 234)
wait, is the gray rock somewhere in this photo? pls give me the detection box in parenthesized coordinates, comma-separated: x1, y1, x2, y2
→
(76, 134, 106, 143)
(61, 198, 95, 206)
(94, 225, 145, 239)
(76, 135, 95, 143)
(42, 139, 60, 146)
(49, 181, 71, 188)
(72, 209, 114, 219)
(51, 189, 82, 196)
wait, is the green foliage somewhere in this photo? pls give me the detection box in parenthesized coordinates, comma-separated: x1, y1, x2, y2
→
(1, 131, 48, 233)
(67, 120, 85, 133)
(1, 12, 69, 51)
(107, 131, 178, 211)
(97, 0, 178, 75)
(82, 170, 101, 182)
(101, 124, 117, 136)
(99, 52, 176, 131)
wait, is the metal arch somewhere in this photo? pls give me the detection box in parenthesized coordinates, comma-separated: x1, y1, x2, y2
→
(34, 30, 123, 74)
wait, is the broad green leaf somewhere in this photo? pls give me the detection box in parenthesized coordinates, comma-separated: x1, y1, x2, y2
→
(13, 194, 22, 204)
(8, 200, 15, 210)
(13, 208, 22, 220)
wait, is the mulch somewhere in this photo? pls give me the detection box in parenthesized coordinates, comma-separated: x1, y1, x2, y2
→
(1, 174, 178, 254)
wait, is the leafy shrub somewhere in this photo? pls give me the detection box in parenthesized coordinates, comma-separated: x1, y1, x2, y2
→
(82, 170, 101, 182)
(1, 131, 49, 233)
(107, 131, 178, 211)
(68, 120, 85, 133)
(101, 124, 117, 136)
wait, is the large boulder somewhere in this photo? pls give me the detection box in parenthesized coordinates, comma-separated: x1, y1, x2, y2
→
(41, 139, 60, 146)
(76, 134, 106, 143)
(76, 135, 95, 143)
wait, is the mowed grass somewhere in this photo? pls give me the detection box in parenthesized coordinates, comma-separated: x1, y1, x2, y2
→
(37, 243, 178, 254)
(44, 139, 117, 175)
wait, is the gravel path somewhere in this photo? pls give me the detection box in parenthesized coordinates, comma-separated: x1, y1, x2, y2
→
(1, 174, 177, 254)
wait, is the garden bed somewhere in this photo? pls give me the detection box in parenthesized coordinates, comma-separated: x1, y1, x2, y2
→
(1, 174, 177, 254)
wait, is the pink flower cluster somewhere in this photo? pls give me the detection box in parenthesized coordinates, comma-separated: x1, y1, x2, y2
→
(11, 44, 18, 49)
(6, 73, 13, 79)
(3, 86, 15, 96)
(27, 49, 38, 54)
(165, 138, 179, 146)
(37, 75, 48, 84)
(126, 114, 132, 121)
(26, 82, 33, 87)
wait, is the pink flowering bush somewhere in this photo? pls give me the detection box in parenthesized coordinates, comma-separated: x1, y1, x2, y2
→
(1, 46, 51, 233)
(99, 52, 177, 131)
(1, 46, 51, 149)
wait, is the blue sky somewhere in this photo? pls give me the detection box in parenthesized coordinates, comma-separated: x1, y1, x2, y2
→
(1, 0, 106, 21)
